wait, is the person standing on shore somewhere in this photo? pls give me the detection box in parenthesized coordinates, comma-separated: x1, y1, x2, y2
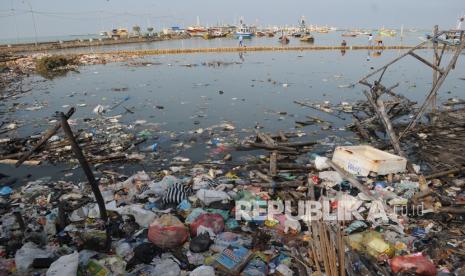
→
(239, 35, 244, 47)
(368, 33, 373, 46)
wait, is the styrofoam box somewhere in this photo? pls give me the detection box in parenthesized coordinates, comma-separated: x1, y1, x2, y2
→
(332, 145, 407, 176)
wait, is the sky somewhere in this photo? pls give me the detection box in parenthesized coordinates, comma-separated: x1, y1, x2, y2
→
(0, 0, 464, 39)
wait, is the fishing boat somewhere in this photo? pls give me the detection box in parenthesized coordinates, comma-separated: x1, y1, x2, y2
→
(278, 31, 290, 44)
(203, 30, 227, 40)
(279, 36, 290, 44)
(187, 26, 207, 37)
(255, 31, 266, 37)
(292, 16, 312, 38)
(266, 32, 275, 37)
(235, 19, 255, 39)
(299, 34, 314, 43)
(316, 27, 329, 33)
(379, 28, 397, 37)
(187, 16, 208, 37)
(341, 32, 358, 37)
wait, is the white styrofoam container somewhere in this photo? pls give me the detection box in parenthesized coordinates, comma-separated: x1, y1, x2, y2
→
(332, 145, 407, 176)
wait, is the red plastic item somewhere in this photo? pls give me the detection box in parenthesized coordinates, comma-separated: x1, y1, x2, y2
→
(390, 254, 437, 276)
(148, 214, 189, 249)
(190, 213, 225, 237)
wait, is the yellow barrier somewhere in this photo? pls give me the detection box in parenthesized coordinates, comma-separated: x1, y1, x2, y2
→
(96, 45, 425, 56)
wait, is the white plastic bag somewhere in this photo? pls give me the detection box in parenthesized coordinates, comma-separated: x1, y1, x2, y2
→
(314, 156, 330, 170)
(190, 265, 215, 276)
(196, 189, 230, 206)
(15, 242, 52, 273)
(145, 175, 180, 196)
(116, 205, 156, 227)
(152, 258, 181, 276)
(46, 251, 79, 276)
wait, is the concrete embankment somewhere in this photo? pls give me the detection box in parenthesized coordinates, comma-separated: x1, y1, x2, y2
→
(0, 35, 188, 54)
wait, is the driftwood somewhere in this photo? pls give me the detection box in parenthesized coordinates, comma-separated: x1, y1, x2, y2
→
(278, 130, 288, 142)
(351, 115, 372, 140)
(0, 159, 41, 166)
(244, 142, 297, 152)
(425, 166, 465, 180)
(15, 107, 75, 167)
(256, 132, 277, 146)
(363, 90, 406, 157)
(251, 180, 304, 188)
(439, 207, 465, 215)
(294, 100, 346, 120)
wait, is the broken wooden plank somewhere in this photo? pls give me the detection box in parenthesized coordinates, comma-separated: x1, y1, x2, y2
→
(245, 142, 297, 152)
(294, 100, 346, 120)
(278, 130, 288, 142)
(256, 132, 277, 146)
(270, 151, 277, 177)
(408, 51, 445, 74)
(363, 90, 406, 157)
(0, 159, 41, 166)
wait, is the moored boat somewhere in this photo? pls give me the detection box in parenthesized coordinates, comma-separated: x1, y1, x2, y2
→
(293, 16, 312, 38)
(187, 26, 208, 37)
(379, 28, 397, 37)
(278, 31, 290, 44)
(187, 16, 208, 37)
(235, 19, 255, 39)
(300, 34, 314, 43)
(341, 32, 358, 37)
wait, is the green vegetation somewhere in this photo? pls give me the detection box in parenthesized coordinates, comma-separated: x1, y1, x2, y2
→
(35, 55, 78, 79)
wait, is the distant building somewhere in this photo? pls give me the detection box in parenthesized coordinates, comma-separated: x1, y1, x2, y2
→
(163, 26, 187, 35)
(110, 28, 129, 39)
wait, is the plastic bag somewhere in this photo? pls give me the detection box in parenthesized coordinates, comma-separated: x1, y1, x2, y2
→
(152, 258, 181, 276)
(390, 254, 436, 276)
(15, 242, 52, 273)
(190, 232, 213, 253)
(148, 214, 188, 249)
(190, 213, 224, 237)
(117, 205, 156, 227)
(190, 265, 215, 276)
(196, 189, 230, 206)
(314, 156, 329, 170)
(46, 251, 79, 276)
(146, 175, 180, 196)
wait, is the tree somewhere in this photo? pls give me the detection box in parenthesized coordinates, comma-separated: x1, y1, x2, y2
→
(132, 25, 141, 37)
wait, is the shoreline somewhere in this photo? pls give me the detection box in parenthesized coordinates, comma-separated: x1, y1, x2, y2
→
(0, 34, 190, 54)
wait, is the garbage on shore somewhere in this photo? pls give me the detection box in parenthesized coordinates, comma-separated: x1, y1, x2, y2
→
(1, 120, 464, 275)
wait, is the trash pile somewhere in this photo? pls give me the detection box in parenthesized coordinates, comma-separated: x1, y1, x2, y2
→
(1, 125, 464, 275)
(0, 114, 145, 166)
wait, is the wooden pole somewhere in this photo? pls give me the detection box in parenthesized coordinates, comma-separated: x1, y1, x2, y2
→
(399, 31, 465, 138)
(60, 112, 110, 250)
(432, 25, 439, 112)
